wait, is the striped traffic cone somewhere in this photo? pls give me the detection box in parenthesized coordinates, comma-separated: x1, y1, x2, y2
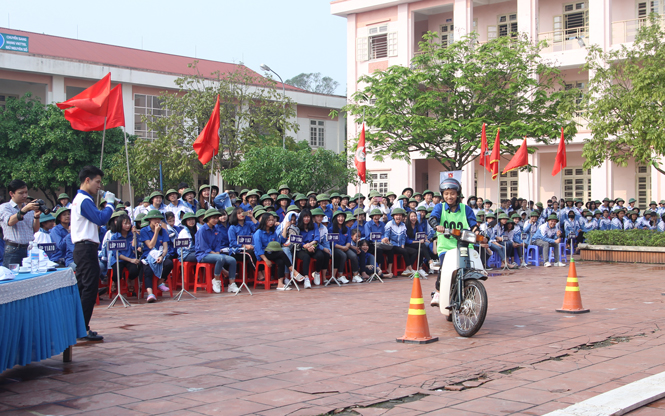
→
(396, 274, 439, 344)
(556, 258, 590, 314)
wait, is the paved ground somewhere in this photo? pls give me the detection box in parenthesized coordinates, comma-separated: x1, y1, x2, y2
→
(1, 259, 665, 416)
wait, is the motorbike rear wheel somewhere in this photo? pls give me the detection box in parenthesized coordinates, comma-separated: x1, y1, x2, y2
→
(452, 279, 488, 337)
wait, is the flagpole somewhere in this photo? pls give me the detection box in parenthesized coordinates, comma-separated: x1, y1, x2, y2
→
(497, 158, 500, 205)
(483, 165, 487, 201)
(123, 128, 134, 217)
(209, 151, 215, 208)
(97, 116, 107, 207)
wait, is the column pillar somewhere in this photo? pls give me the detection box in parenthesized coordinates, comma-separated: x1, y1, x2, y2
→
(589, 0, 611, 51)
(463, 159, 475, 199)
(397, 4, 413, 65)
(50, 75, 65, 104)
(453, 0, 473, 39)
(517, 0, 539, 42)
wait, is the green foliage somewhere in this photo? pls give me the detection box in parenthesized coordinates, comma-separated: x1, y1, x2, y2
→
(222, 141, 357, 193)
(583, 14, 665, 176)
(0, 94, 127, 205)
(584, 229, 665, 247)
(340, 32, 578, 171)
(107, 62, 300, 196)
(285, 72, 340, 95)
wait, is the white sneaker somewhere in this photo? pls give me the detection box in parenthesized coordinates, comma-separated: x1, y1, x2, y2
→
(556, 262, 566, 267)
(276, 286, 292, 291)
(352, 274, 363, 283)
(312, 272, 321, 286)
(228, 282, 240, 293)
(430, 261, 441, 271)
(401, 269, 413, 276)
(212, 279, 222, 293)
(339, 276, 349, 284)
(418, 269, 428, 277)
(544, 262, 552, 267)
(304, 278, 312, 289)
(431, 292, 440, 307)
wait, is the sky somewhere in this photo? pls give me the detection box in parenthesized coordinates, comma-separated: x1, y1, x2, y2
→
(3, 0, 347, 95)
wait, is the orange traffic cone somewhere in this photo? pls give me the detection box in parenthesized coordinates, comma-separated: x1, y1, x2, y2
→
(555, 258, 589, 314)
(396, 274, 439, 344)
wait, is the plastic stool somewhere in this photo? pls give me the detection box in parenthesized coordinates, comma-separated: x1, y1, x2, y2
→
(487, 252, 502, 268)
(194, 263, 215, 293)
(525, 245, 541, 266)
(253, 260, 279, 290)
(182, 262, 197, 290)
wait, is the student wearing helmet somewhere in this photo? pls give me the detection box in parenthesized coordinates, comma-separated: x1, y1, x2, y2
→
(427, 178, 478, 307)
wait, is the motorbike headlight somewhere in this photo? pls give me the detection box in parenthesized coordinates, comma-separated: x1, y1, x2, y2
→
(460, 230, 477, 244)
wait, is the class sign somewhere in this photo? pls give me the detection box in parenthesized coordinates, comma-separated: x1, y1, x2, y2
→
(0, 33, 29, 53)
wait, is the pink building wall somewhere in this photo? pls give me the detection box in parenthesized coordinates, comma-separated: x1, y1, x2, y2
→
(473, 1, 518, 42)
(356, 6, 398, 27)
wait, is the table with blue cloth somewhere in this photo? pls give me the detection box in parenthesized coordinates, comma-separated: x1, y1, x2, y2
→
(0, 268, 87, 373)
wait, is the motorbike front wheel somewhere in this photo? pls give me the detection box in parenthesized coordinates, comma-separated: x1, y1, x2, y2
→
(452, 279, 488, 337)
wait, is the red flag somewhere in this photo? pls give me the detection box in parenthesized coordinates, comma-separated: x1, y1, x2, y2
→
(57, 73, 111, 117)
(64, 85, 125, 131)
(502, 138, 528, 174)
(193, 95, 220, 165)
(479, 123, 490, 172)
(355, 124, 367, 183)
(552, 127, 567, 176)
(489, 128, 501, 180)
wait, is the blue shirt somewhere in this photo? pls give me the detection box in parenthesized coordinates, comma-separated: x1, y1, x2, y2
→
(108, 232, 136, 267)
(213, 192, 235, 211)
(139, 226, 170, 258)
(228, 221, 258, 255)
(253, 228, 286, 257)
(50, 224, 69, 245)
(58, 234, 75, 267)
(216, 222, 230, 249)
(364, 220, 386, 240)
(430, 203, 477, 229)
(195, 223, 223, 262)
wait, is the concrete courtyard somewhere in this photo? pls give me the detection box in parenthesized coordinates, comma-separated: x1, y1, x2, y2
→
(1, 259, 664, 415)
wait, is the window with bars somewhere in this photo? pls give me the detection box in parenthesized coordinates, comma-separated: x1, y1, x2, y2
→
(357, 24, 397, 61)
(369, 172, 389, 195)
(440, 23, 454, 47)
(0, 94, 18, 110)
(309, 120, 325, 147)
(636, 164, 651, 209)
(134, 94, 169, 139)
(498, 13, 518, 38)
(499, 170, 519, 201)
(638, 1, 663, 18)
(563, 167, 592, 200)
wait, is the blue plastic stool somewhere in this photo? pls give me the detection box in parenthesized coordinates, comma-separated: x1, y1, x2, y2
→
(548, 244, 567, 263)
(487, 252, 502, 268)
(525, 245, 540, 266)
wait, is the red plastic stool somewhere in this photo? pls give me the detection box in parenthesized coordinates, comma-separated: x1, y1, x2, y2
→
(194, 263, 215, 293)
(253, 260, 279, 290)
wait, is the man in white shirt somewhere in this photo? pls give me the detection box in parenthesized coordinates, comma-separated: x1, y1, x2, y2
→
(0, 179, 42, 266)
(71, 166, 115, 342)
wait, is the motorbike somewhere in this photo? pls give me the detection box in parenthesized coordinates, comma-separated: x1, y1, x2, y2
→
(437, 228, 489, 338)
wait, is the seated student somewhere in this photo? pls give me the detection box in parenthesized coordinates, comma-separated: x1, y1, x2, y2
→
(658, 200, 665, 217)
(140, 209, 173, 295)
(228, 206, 259, 272)
(275, 194, 291, 221)
(419, 190, 434, 210)
(405, 210, 433, 276)
(593, 209, 603, 228)
(364, 191, 389, 218)
(147, 191, 167, 214)
(58, 233, 76, 271)
(599, 209, 612, 230)
(492, 213, 517, 269)
(240, 190, 260, 213)
(330, 210, 362, 284)
(581, 210, 597, 234)
(179, 188, 197, 212)
(611, 209, 627, 230)
(195, 209, 206, 228)
(624, 210, 639, 230)
(164, 211, 181, 259)
(339, 195, 352, 213)
(637, 210, 657, 230)
(196, 185, 213, 212)
(510, 213, 526, 263)
(522, 211, 540, 247)
(310, 207, 331, 285)
(351, 208, 367, 240)
(294, 194, 308, 212)
(54, 193, 72, 209)
(51, 207, 71, 245)
(533, 214, 564, 267)
(195, 209, 237, 293)
(348, 195, 358, 212)
(658, 212, 665, 232)
(383, 207, 418, 277)
(108, 212, 143, 298)
(307, 193, 318, 210)
(316, 194, 333, 226)
(295, 209, 328, 289)
(34, 213, 56, 245)
(165, 189, 193, 226)
(177, 213, 199, 263)
(358, 238, 382, 281)
(562, 210, 582, 249)
(253, 211, 302, 290)
(483, 200, 494, 214)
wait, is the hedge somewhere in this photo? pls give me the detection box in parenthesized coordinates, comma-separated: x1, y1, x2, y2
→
(584, 230, 665, 247)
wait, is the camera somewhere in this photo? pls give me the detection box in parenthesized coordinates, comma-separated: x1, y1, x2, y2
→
(32, 199, 51, 215)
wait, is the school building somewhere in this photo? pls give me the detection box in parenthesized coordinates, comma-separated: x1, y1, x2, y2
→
(332, 0, 665, 208)
(0, 28, 347, 203)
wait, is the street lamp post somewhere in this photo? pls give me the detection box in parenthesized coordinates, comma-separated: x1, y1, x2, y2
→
(260, 63, 287, 149)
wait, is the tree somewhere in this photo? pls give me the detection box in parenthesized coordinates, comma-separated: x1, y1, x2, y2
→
(285, 72, 340, 95)
(582, 15, 665, 175)
(337, 32, 579, 171)
(222, 141, 357, 193)
(0, 94, 127, 205)
(108, 62, 301, 196)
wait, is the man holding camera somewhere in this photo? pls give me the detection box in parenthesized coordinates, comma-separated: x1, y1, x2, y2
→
(0, 179, 43, 266)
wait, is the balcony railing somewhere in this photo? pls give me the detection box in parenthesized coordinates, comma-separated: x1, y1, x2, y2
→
(612, 16, 665, 45)
(537, 26, 589, 53)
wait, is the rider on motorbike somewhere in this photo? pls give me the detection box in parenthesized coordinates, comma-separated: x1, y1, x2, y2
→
(428, 178, 478, 307)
